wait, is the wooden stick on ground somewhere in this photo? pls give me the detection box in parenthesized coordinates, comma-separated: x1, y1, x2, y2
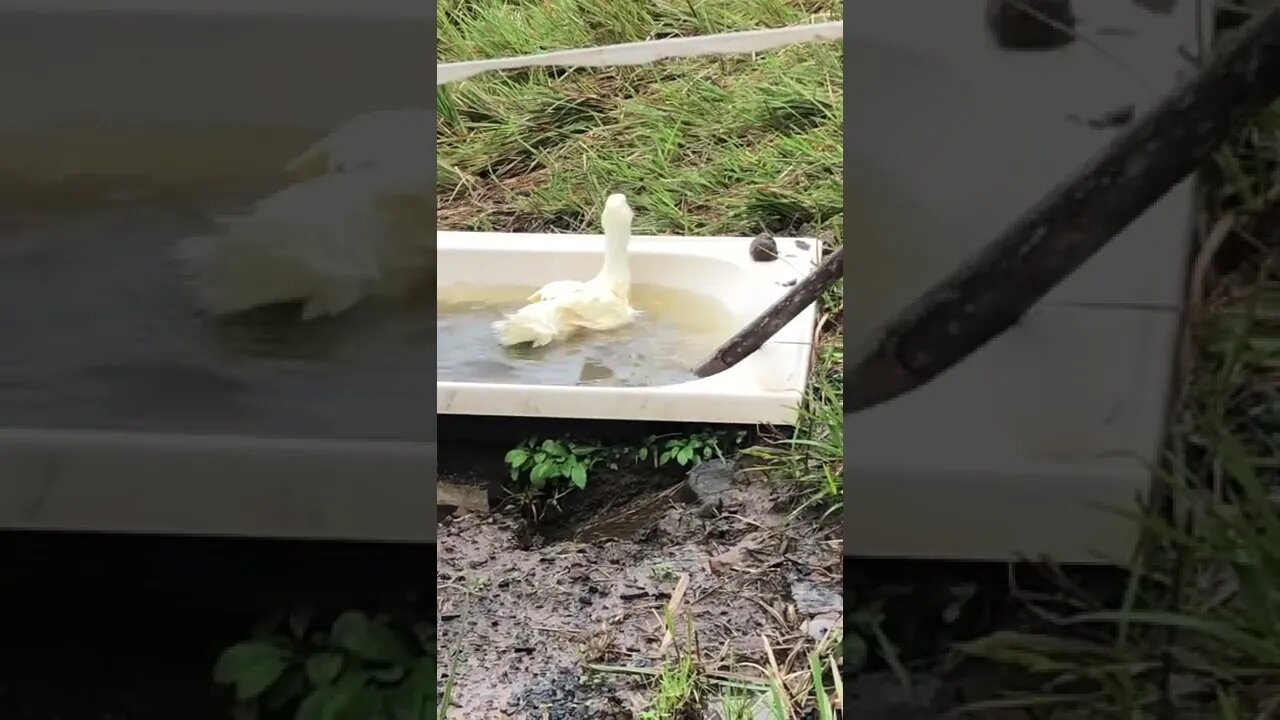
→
(692, 244, 843, 378)
(844, 4, 1280, 414)
(437, 482, 489, 513)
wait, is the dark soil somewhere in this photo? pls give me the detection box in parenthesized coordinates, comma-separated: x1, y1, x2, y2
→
(837, 558, 1133, 718)
(0, 532, 428, 720)
(436, 461, 843, 718)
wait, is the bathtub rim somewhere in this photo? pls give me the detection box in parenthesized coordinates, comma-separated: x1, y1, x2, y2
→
(0, 428, 435, 542)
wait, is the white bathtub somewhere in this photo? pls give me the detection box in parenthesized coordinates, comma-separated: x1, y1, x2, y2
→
(0, 1, 433, 542)
(437, 231, 821, 425)
(842, 0, 1200, 563)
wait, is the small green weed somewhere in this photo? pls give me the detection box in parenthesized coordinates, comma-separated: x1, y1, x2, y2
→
(594, 611, 843, 719)
(435, 657, 456, 719)
(503, 430, 748, 495)
(639, 653, 703, 719)
(747, 342, 843, 519)
(652, 431, 739, 467)
(650, 562, 679, 582)
(213, 607, 432, 720)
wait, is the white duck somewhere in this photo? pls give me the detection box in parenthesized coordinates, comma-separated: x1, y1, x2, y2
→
(492, 193, 641, 348)
(173, 110, 431, 320)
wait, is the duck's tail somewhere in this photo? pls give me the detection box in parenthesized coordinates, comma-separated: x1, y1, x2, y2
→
(492, 302, 567, 348)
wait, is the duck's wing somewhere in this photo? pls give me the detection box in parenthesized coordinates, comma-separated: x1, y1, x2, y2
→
(173, 172, 389, 315)
(173, 211, 380, 314)
(492, 299, 575, 347)
(559, 289, 638, 331)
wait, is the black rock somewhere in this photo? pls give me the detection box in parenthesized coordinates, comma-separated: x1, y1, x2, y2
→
(749, 232, 778, 262)
(985, 0, 1076, 50)
(685, 458, 735, 508)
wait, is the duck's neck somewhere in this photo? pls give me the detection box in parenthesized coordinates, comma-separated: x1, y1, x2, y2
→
(597, 225, 631, 293)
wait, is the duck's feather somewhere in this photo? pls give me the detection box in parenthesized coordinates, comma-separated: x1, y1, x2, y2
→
(491, 300, 575, 347)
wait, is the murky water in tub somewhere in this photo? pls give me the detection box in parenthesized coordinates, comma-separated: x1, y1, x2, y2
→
(437, 284, 735, 387)
(0, 201, 432, 442)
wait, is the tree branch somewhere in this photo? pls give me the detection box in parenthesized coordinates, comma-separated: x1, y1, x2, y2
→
(845, 4, 1280, 413)
(693, 245, 843, 378)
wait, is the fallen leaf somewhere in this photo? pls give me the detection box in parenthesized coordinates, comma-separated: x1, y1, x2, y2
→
(709, 547, 747, 573)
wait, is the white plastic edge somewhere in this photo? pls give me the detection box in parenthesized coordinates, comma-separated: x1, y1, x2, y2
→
(437, 20, 843, 85)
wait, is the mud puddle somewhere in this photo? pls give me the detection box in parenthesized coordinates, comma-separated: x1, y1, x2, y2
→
(436, 461, 843, 718)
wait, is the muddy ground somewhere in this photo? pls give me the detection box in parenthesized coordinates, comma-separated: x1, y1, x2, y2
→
(436, 460, 843, 718)
(435, 451, 1138, 720)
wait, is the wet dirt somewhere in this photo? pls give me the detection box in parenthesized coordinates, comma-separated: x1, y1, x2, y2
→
(435, 464, 843, 719)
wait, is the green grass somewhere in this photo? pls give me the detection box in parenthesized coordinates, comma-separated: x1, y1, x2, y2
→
(590, 613, 843, 719)
(437, 0, 844, 715)
(435, 657, 455, 719)
(955, 252, 1280, 720)
(747, 336, 843, 517)
(437, 0, 842, 238)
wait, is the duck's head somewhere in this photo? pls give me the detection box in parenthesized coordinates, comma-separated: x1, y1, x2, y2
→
(601, 193, 633, 237)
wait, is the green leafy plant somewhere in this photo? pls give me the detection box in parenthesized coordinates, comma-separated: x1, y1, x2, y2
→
(504, 438, 607, 491)
(503, 430, 749, 496)
(651, 431, 740, 467)
(213, 607, 433, 720)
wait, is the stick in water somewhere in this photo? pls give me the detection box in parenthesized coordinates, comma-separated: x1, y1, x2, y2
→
(693, 245, 843, 378)
(844, 4, 1280, 413)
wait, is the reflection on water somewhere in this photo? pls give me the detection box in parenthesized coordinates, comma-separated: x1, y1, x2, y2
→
(0, 204, 431, 441)
(437, 284, 734, 388)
